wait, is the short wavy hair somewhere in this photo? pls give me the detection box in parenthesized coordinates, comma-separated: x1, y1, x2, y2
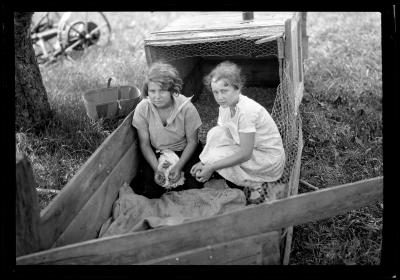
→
(203, 61, 246, 92)
(142, 61, 183, 98)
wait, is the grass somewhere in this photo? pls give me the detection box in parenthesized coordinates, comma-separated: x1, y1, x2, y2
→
(15, 12, 382, 264)
(290, 12, 382, 265)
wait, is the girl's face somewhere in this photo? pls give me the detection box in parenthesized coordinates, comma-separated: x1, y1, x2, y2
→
(211, 79, 240, 109)
(148, 81, 173, 109)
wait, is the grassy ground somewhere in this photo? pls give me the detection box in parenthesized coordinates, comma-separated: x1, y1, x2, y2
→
(15, 12, 382, 264)
(290, 12, 382, 265)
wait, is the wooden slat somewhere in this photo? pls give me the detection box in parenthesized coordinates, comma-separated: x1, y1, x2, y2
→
(52, 142, 139, 248)
(282, 123, 303, 264)
(290, 14, 300, 95)
(294, 82, 304, 116)
(16, 154, 42, 257)
(138, 231, 280, 265)
(284, 17, 293, 83)
(255, 33, 284, 44)
(144, 45, 153, 65)
(145, 27, 285, 47)
(16, 176, 383, 265)
(300, 12, 308, 59)
(284, 12, 304, 116)
(259, 231, 281, 265)
(153, 12, 294, 33)
(37, 111, 136, 250)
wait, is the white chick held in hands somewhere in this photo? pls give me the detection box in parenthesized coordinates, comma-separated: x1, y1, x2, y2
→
(157, 149, 185, 190)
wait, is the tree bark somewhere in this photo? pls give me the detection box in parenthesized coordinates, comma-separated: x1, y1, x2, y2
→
(15, 12, 52, 132)
(16, 153, 42, 257)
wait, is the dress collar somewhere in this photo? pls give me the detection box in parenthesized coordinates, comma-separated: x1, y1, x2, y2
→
(147, 94, 193, 125)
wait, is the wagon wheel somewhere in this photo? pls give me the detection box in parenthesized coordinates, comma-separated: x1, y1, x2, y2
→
(31, 12, 62, 64)
(57, 12, 112, 58)
(31, 12, 61, 33)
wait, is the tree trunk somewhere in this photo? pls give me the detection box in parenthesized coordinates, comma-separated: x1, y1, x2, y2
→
(15, 12, 52, 132)
(16, 153, 42, 257)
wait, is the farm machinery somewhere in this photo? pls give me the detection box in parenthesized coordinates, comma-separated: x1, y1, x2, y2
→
(30, 12, 112, 64)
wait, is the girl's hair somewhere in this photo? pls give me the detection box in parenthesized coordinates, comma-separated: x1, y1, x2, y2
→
(203, 61, 246, 92)
(142, 61, 183, 97)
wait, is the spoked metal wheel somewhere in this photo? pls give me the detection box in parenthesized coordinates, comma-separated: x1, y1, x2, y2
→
(57, 12, 112, 57)
(31, 12, 62, 64)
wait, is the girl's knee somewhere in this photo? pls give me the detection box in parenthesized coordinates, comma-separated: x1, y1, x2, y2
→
(206, 126, 232, 142)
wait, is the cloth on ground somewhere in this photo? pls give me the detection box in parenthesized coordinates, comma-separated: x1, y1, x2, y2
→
(98, 178, 246, 238)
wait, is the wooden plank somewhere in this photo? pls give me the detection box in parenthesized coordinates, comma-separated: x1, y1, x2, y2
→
(289, 118, 303, 197)
(283, 120, 303, 264)
(16, 154, 42, 257)
(300, 12, 308, 59)
(145, 26, 285, 46)
(277, 37, 284, 82)
(153, 24, 285, 35)
(282, 226, 293, 265)
(277, 37, 284, 59)
(290, 14, 300, 96)
(16, 176, 383, 265)
(37, 111, 136, 250)
(52, 142, 139, 248)
(284, 13, 304, 115)
(294, 82, 304, 116)
(297, 17, 304, 83)
(259, 231, 281, 265)
(144, 45, 153, 65)
(154, 12, 294, 33)
(284, 18, 293, 83)
(139, 231, 280, 265)
(255, 33, 283, 44)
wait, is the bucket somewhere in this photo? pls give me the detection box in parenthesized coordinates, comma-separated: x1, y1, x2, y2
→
(83, 78, 141, 121)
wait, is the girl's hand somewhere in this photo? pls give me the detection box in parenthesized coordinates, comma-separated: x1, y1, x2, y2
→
(162, 160, 172, 169)
(195, 163, 214, 183)
(168, 165, 182, 184)
(154, 171, 166, 186)
(190, 162, 204, 176)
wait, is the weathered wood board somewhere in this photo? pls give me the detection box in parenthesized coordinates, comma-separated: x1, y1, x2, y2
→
(282, 120, 303, 264)
(16, 177, 383, 265)
(52, 142, 139, 248)
(16, 154, 42, 257)
(139, 231, 281, 265)
(38, 111, 136, 250)
(145, 12, 294, 46)
(285, 12, 304, 115)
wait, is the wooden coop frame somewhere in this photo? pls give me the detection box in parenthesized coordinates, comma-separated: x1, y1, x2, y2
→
(15, 12, 382, 265)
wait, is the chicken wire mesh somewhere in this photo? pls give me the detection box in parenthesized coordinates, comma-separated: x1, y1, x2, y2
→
(269, 67, 302, 194)
(147, 38, 278, 61)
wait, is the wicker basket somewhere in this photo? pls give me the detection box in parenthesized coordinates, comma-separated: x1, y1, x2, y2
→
(83, 78, 141, 121)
